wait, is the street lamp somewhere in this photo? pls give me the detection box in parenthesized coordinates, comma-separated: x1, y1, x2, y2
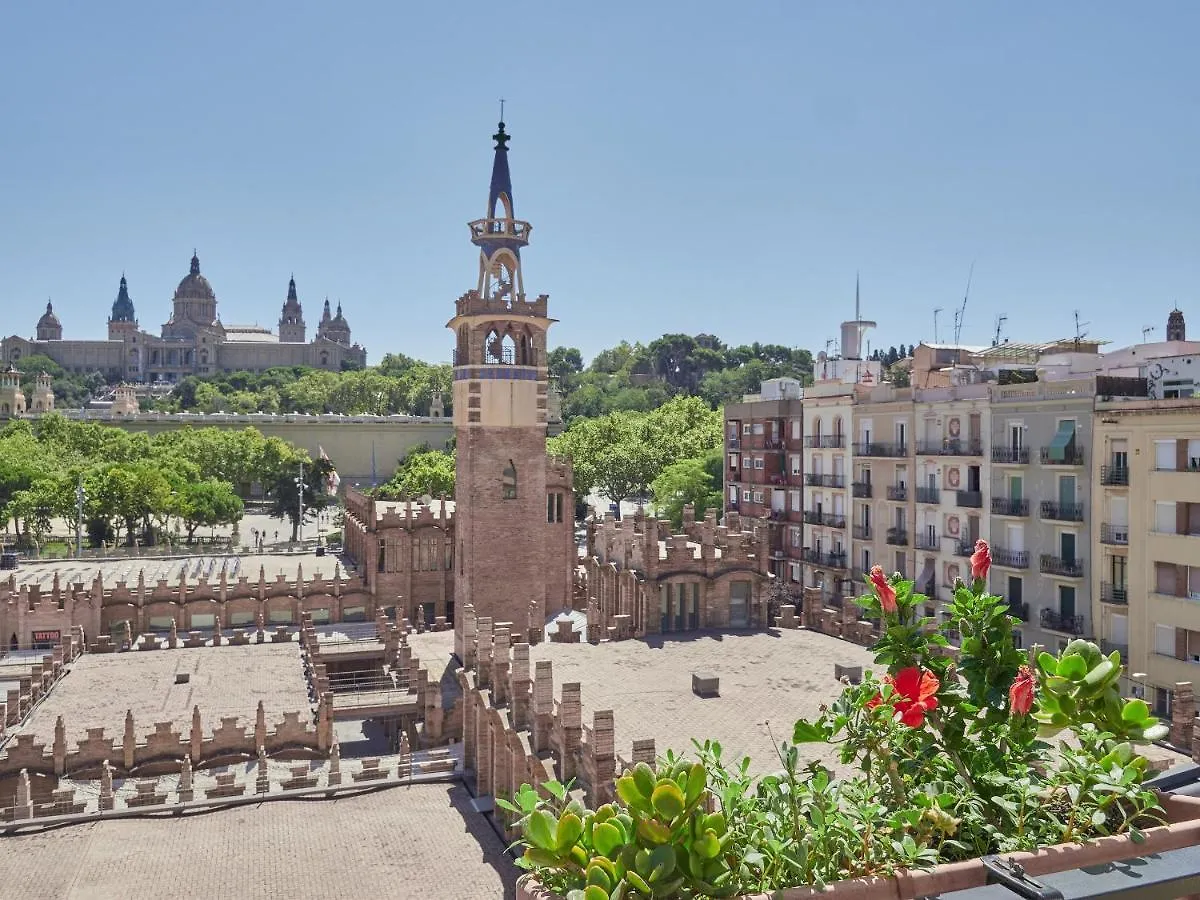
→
(75, 477, 86, 558)
(294, 461, 305, 545)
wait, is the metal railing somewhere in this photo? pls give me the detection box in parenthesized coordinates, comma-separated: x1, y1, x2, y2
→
(852, 442, 907, 457)
(852, 481, 873, 498)
(1100, 582, 1128, 604)
(992, 548, 1029, 569)
(1008, 601, 1029, 622)
(803, 511, 846, 528)
(956, 490, 983, 508)
(886, 485, 908, 501)
(1040, 608, 1087, 635)
(886, 527, 909, 546)
(852, 524, 872, 540)
(953, 540, 974, 557)
(1040, 446, 1085, 466)
(991, 497, 1029, 516)
(915, 486, 941, 504)
(1040, 500, 1085, 522)
(1100, 523, 1129, 545)
(800, 549, 848, 569)
(991, 446, 1029, 464)
(804, 435, 846, 449)
(1100, 464, 1129, 485)
(915, 532, 940, 551)
(1040, 554, 1085, 577)
(804, 474, 846, 488)
(915, 439, 984, 457)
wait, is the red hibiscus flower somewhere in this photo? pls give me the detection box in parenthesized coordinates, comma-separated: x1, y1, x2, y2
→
(1009, 665, 1036, 716)
(868, 667, 940, 728)
(869, 565, 898, 615)
(970, 539, 992, 582)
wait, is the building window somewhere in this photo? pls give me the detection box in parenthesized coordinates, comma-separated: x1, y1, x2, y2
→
(728, 453, 739, 469)
(546, 492, 564, 523)
(752, 422, 764, 435)
(790, 419, 801, 440)
(753, 457, 764, 470)
(789, 562, 801, 583)
(742, 423, 751, 435)
(378, 541, 386, 573)
(502, 460, 518, 499)
(752, 491, 764, 503)
(742, 489, 751, 502)
(789, 455, 801, 475)
(1155, 439, 1176, 471)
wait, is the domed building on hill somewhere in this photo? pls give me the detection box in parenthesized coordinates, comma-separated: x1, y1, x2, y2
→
(2, 252, 367, 383)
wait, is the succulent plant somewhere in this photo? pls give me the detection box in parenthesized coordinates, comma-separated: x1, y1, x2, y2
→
(503, 760, 737, 898)
(1034, 640, 1168, 743)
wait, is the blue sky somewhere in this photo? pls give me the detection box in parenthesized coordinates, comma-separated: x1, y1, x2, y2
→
(2, 2, 1198, 364)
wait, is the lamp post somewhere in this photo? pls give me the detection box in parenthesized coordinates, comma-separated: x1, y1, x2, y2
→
(75, 477, 85, 558)
(294, 461, 305, 545)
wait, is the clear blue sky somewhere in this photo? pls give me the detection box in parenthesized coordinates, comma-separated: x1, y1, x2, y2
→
(3, 2, 1198, 364)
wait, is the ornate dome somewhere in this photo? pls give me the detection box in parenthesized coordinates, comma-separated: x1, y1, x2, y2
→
(332, 302, 349, 329)
(174, 252, 216, 301)
(110, 276, 136, 322)
(37, 300, 61, 329)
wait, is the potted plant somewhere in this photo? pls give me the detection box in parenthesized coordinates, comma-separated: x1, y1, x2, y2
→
(503, 540, 1200, 899)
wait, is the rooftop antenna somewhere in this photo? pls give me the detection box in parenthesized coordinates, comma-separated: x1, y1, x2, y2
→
(1073, 310, 1089, 350)
(499, 97, 505, 121)
(953, 262, 974, 346)
(992, 314, 1007, 347)
(1141, 324, 1156, 343)
(855, 271, 861, 322)
(933, 307, 943, 344)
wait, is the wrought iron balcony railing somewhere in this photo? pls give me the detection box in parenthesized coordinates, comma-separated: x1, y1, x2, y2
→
(1100, 465, 1129, 486)
(886, 485, 908, 501)
(1040, 608, 1087, 635)
(1040, 554, 1085, 577)
(1040, 446, 1085, 466)
(992, 548, 1029, 569)
(852, 482, 873, 498)
(915, 487, 941, 504)
(991, 446, 1030, 464)
(1100, 582, 1128, 605)
(886, 527, 909, 546)
(1100, 523, 1129, 545)
(1040, 501, 1085, 522)
(956, 490, 983, 508)
(991, 497, 1029, 517)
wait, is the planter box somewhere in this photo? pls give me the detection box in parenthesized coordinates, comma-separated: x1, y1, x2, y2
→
(517, 793, 1200, 900)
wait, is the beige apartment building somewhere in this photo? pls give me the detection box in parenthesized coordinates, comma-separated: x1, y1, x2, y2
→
(850, 385, 914, 583)
(1092, 396, 1200, 717)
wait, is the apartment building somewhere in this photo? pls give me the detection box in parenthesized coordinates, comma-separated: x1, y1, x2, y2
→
(1092, 388, 1200, 717)
(987, 377, 1096, 650)
(851, 385, 914, 584)
(723, 378, 805, 587)
(802, 382, 854, 604)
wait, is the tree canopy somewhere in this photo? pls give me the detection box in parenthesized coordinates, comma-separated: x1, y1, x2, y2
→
(373, 445, 456, 501)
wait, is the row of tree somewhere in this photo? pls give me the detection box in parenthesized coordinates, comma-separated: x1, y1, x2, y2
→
(145, 354, 453, 417)
(0, 415, 333, 549)
(548, 334, 816, 421)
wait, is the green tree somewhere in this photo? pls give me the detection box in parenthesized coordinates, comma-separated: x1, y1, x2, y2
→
(374, 447, 456, 500)
(651, 450, 723, 529)
(269, 455, 335, 542)
(175, 479, 244, 543)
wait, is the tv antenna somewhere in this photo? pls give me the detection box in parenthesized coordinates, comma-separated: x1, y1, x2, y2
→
(933, 307, 943, 344)
(1142, 324, 1156, 343)
(953, 262, 975, 346)
(993, 314, 1007, 347)
(1073, 310, 1089, 349)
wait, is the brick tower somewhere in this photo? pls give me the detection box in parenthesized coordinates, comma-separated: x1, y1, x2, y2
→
(449, 119, 573, 636)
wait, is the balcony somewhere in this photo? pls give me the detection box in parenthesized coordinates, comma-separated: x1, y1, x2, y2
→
(804, 473, 846, 489)
(953, 540, 974, 557)
(803, 511, 846, 529)
(852, 524, 872, 541)
(991, 497, 1029, 517)
(804, 435, 846, 449)
(727, 436, 740, 449)
(1039, 554, 1085, 578)
(801, 548, 848, 570)
(1100, 465, 1130, 486)
(915, 439, 984, 457)
(992, 446, 1030, 464)
(852, 481, 873, 498)
(1040, 608, 1087, 636)
(886, 527, 909, 546)
(992, 548, 1030, 569)
(1100, 523, 1129, 546)
(915, 532, 940, 551)
(1040, 446, 1085, 466)
(1040, 501, 1085, 522)
(915, 486, 941, 504)
(852, 441, 908, 458)
(1100, 582, 1128, 605)
(956, 490, 983, 508)
(763, 437, 783, 450)
(886, 485, 908, 502)
(1008, 601, 1030, 622)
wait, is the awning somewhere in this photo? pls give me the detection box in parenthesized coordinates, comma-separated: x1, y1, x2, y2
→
(1047, 421, 1076, 462)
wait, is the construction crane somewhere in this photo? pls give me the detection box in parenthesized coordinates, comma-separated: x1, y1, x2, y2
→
(952, 262, 975, 346)
(993, 315, 1008, 347)
(1073, 310, 1090, 350)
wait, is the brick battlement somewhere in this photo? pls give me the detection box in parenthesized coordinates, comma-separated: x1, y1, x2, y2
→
(454, 290, 549, 320)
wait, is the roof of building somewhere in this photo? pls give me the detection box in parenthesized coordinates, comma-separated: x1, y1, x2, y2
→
(0, 782, 518, 899)
(36, 300, 61, 329)
(223, 325, 279, 343)
(174, 252, 216, 301)
(110, 276, 136, 323)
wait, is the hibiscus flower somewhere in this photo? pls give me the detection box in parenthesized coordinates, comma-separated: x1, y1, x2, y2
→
(1009, 665, 1036, 716)
(869, 565, 898, 615)
(970, 539, 992, 582)
(868, 667, 940, 728)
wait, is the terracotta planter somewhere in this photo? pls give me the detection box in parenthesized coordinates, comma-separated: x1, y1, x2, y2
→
(517, 793, 1200, 900)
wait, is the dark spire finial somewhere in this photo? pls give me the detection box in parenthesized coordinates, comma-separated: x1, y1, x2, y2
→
(493, 117, 510, 151)
(190, 250, 200, 276)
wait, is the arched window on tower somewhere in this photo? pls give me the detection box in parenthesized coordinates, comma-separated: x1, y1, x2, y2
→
(502, 460, 518, 500)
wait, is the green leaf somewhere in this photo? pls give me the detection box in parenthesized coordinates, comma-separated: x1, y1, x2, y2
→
(1122, 698, 1151, 724)
(1057, 654, 1087, 680)
(544, 780, 568, 802)
(651, 782, 685, 820)
(792, 719, 831, 743)
(615, 776, 643, 810)
(583, 887, 608, 900)
(556, 812, 584, 852)
(1037, 652, 1059, 676)
(1084, 658, 1115, 687)
(527, 810, 558, 852)
(632, 762, 656, 800)
(593, 821, 624, 857)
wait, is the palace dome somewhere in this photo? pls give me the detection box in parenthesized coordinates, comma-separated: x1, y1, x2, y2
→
(37, 301, 61, 330)
(174, 252, 216, 301)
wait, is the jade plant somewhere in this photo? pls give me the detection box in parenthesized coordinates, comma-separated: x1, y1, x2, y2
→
(506, 540, 1169, 897)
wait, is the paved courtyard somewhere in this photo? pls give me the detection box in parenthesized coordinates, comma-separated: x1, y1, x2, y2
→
(0, 782, 518, 900)
(18, 644, 311, 744)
